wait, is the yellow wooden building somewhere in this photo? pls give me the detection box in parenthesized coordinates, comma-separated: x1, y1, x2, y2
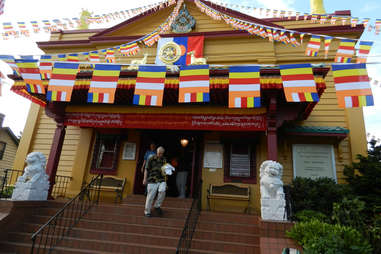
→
(0, 113, 19, 170)
(11, 0, 367, 214)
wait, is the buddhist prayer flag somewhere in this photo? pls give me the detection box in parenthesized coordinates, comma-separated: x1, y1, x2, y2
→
(3, 22, 12, 30)
(324, 36, 333, 59)
(228, 66, 261, 108)
(375, 19, 381, 35)
(133, 66, 166, 106)
(305, 35, 321, 56)
(88, 64, 121, 104)
(143, 31, 160, 47)
(335, 39, 356, 63)
(279, 63, 319, 102)
(48, 62, 79, 101)
(58, 54, 67, 61)
(362, 18, 370, 29)
(351, 17, 359, 27)
(30, 21, 40, 33)
(89, 51, 100, 63)
(155, 36, 204, 65)
(39, 55, 53, 79)
(67, 53, 79, 62)
(331, 63, 373, 108)
(15, 59, 44, 94)
(0, 55, 18, 74)
(120, 43, 140, 56)
(356, 41, 373, 63)
(105, 49, 115, 63)
(179, 65, 209, 103)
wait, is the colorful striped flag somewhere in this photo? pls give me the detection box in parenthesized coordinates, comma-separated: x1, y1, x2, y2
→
(143, 31, 160, 47)
(39, 55, 53, 79)
(335, 39, 356, 63)
(362, 18, 370, 29)
(67, 53, 79, 62)
(2, 22, 12, 30)
(57, 54, 67, 61)
(30, 21, 40, 33)
(375, 19, 381, 35)
(89, 51, 100, 63)
(105, 49, 116, 63)
(0, 55, 18, 74)
(87, 64, 121, 104)
(279, 63, 319, 102)
(330, 16, 337, 24)
(133, 66, 166, 106)
(15, 59, 44, 94)
(351, 17, 359, 27)
(120, 43, 140, 56)
(47, 62, 79, 101)
(228, 66, 261, 108)
(331, 63, 373, 108)
(179, 65, 209, 103)
(324, 36, 333, 59)
(305, 35, 321, 56)
(356, 41, 373, 63)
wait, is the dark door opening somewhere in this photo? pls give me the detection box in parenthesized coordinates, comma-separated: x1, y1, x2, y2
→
(133, 130, 202, 198)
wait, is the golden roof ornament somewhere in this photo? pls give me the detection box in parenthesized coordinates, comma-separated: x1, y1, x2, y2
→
(171, 4, 196, 33)
(310, 0, 326, 14)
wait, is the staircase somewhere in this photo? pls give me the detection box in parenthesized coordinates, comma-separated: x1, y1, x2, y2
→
(0, 195, 261, 254)
(190, 211, 261, 254)
(0, 195, 192, 254)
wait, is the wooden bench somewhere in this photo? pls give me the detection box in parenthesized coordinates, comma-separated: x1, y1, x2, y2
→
(207, 184, 250, 213)
(87, 176, 126, 203)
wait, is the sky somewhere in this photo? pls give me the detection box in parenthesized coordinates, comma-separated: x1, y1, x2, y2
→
(0, 0, 380, 139)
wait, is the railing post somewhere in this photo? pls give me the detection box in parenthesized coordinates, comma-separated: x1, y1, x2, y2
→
(0, 169, 8, 198)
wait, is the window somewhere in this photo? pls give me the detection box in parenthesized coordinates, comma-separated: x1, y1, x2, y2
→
(0, 142, 6, 160)
(224, 142, 256, 184)
(90, 134, 121, 175)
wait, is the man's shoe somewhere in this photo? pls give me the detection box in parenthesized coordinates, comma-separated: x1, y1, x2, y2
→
(144, 213, 151, 217)
(155, 207, 163, 216)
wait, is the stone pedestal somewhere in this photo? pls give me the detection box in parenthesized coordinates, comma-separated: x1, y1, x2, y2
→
(261, 198, 286, 221)
(11, 181, 49, 201)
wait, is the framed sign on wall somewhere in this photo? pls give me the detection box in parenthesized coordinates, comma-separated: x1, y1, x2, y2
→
(122, 142, 136, 160)
(292, 144, 337, 181)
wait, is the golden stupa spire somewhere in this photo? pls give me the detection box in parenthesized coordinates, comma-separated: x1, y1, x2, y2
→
(310, 0, 326, 14)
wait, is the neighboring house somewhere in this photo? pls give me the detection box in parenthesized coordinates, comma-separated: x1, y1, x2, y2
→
(9, 0, 367, 213)
(0, 113, 19, 170)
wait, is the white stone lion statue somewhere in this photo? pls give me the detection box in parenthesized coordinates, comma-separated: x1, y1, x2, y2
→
(260, 160, 286, 221)
(12, 152, 50, 200)
(260, 160, 284, 200)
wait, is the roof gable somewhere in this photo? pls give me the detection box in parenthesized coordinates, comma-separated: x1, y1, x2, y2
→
(90, 0, 283, 40)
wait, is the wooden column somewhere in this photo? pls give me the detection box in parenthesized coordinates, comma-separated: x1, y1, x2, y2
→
(267, 95, 278, 161)
(45, 103, 66, 200)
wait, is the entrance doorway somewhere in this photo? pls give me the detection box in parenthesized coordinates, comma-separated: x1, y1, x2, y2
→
(133, 130, 202, 198)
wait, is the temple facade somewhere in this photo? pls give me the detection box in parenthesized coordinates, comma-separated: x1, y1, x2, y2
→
(11, 0, 367, 214)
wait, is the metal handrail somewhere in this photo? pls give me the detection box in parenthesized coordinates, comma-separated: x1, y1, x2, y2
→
(30, 174, 103, 254)
(176, 180, 202, 254)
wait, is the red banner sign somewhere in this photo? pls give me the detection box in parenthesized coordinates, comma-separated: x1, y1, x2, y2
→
(65, 112, 266, 131)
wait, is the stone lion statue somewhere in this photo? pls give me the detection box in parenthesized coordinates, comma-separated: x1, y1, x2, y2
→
(260, 160, 284, 200)
(12, 152, 50, 200)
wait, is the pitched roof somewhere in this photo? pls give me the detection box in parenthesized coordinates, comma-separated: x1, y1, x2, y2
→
(0, 127, 19, 146)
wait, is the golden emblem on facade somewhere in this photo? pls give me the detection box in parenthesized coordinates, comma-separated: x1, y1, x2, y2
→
(158, 41, 182, 65)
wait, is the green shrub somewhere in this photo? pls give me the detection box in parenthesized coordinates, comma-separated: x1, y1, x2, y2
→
(294, 209, 329, 223)
(287, 219, 373, 254)
(343, 139, 381, 216)
(289, 177, 348, 216)
(0, 186, 14, 198)
(332, 197, 366, 231)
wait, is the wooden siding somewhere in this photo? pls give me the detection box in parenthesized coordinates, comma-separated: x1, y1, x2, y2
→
(0, 130, 18, 169)
(29, 111, 81, 177)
